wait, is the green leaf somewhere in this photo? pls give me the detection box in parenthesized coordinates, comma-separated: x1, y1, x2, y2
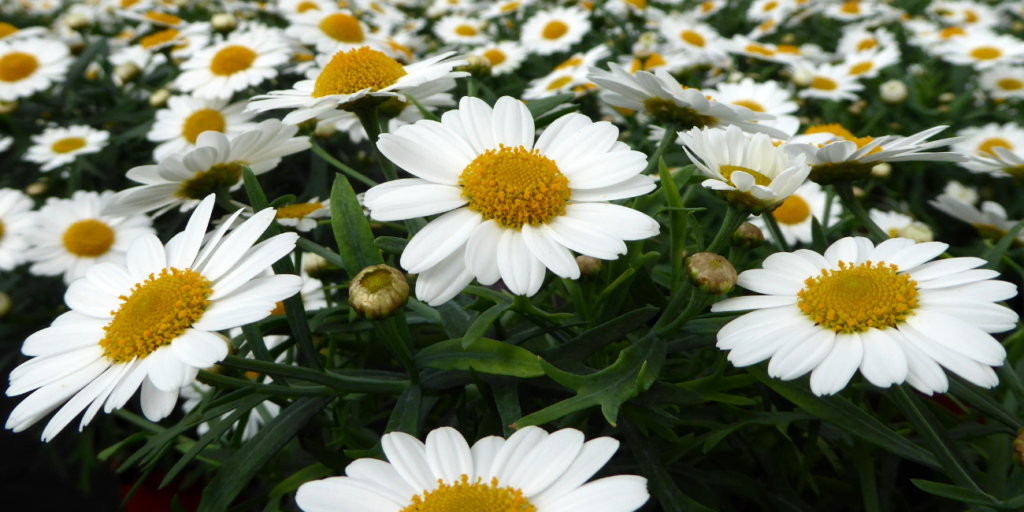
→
(984, 218, 1024, 270)
(220, 355, 408, 394)
(436, 301, 474, 339)
(811, 216, 828, 253)
(911, 480, 1001, 507)
(526, 93, 575, 118)
(330, 174, 384, 279)
(416, 338, 544, 378)
(269, 463, 334, 499)
(949, 377, 1023, 431)
(462, 297, 513, 349)
(97, 432, 147, 462)
(660, 161, 692, 294)
(197, 396, 334, 512)
(374, 236, 408, 256)
(622, 420, 717, 512)
(385, 384, 422, 436)
(541, 307, 659, 366)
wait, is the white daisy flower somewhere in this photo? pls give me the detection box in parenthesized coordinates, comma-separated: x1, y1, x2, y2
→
(520, 7, 591, 56)
(285, 7, 386, 55)
(482, 0, 533, 18)
(175, 24, 291, 100)
(0, 37, 73, 102)
(870, 209, 934, 242)
(148, 95, 257, 162)
(105, 120, 311, 216)
(6, 195, 303, 440)
(23, 191, 155, 285)
(24, 125, 109, 172)
(657, 14, 728, 63)
(838, 25, 898, 55)
(472, 41, 527, 75)
(928, 0, 999, 28)
(979, 66, 1024, 99)
(0, 23, 49, 41)
(619, 51, 695, 75)
(118, 10, 186, 28)
(951, 122, 1024, 180)
(823, 0, 878, 21)
(931, 195, 1024, 244)
(363, 96, 659, 306)
(692, 0, 726, 17)
(0, 135, 13, 153)
(295, 426, 649, 512)
(681, 125, 810, 213)
(727, 37, 804, 65)
(749, 181, 840, 246)
(273, 197, 331, 231)
(794, 62, 864, 102)
(246, 47, 467, 125)
(747, 0, 793, 21)
(322, 78, 457, 143)
(943, 181, 979, 205)
(277, 0, 334, 15)
(434, 15, 490, 46)
(708, 78, 800, 139)
(937, 32, 1024, 70)
(841, 46, 901, 80)
(0, 188, 34, 271)
(712, 236, 1019, 395)
(523, 46, 610, 100)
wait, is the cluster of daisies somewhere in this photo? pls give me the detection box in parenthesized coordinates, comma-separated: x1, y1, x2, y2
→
(0, 0, 1022, 509)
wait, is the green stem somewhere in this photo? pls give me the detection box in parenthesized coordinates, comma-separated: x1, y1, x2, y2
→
(355, 106, 398, 182)
(644, 123, 678, 175)
(705, 205, 749, 254)
(654, 289, 709, 336)
(376, 316, 419, 385)
(214, 188, 239, 212)
(466, 77, 477, 98)
(761, 211, 791, 252)
(310, 140, 377, 187)
(834, 181, 888, 242)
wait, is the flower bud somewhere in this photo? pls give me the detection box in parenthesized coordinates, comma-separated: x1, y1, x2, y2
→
(686, 253, 737, 294)
(1015, 429, 1024, 467)
(349, 264, 409, 319)
(732, 222, 765, 249)
(149, 88, 171, 108)
(0, 292, 11, 318)
(302, 252, 331, 279)
(0, 101, 17, 114)
(871, 163, 891, 178)
(314, 121, 338, 139)
(460, 54, 492, 78)
(113, 62, 141, 85)
(25, 180, 48, 196)
(880, 79, 907, 104)
(211, 13, 237, 32)
(791, 67, 814, 87)
(64, 12, 91, 31)
(576, 255, 603, 277)
(897, 221, 934, 243)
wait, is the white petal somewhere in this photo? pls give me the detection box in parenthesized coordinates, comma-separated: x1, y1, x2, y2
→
(425, 427, 475, 485)
(464, 220, 503, 285)
(170, 329, 229, 369)
(401, 208, 481, 275)
(522, 224, 580, 280)
(140, 377, 179, 421)
(858, 328, 908, 388)
(809, 332, 864, 396)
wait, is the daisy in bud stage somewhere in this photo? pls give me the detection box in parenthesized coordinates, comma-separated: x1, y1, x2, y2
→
(930, 195, 1024, 245)
(362, 96, 659, 306)
(104, 119, 310, 216)
(6, 195, 303, 440)
(295, 426, 649, 512)
(24, 125, 109, 172)
(712, 236, 1019, 396)
(0, 37, 72, 102)
(680, 125, 810, 214)
(870, 209, 934, 243)
(147, 94, 257, 161)
(246, 47, 467, 125)
(0, 188, 34, 271)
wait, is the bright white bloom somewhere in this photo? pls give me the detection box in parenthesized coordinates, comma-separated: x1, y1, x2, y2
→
(943, 181, 978, 205)
(323, 79, 457, 143)
(708, 78, 800, 138)
(0, 37, 73, 102)
(931, 195, 1024, 244)
(928, 0, 999, 28)
(482, 0, 533, 18)
(842, 46, 900, 79)
(750, 181, 840, 246)
(277, 0, 334, 15)
(937, 33, 1024, 70)
(657, 14, 728, 63)
(795, 62, 864, 102)
(24, 125, 109, 172)
(23, 191, 155, 285)
(520, 7, 590, 56)
(727, 37, 804, 65)
(0, 136, 11, 153)
(175, 24, 291, 100)
(0, 23, 49, 41)
(471, 41, 528, 76)
(105, 120, 311, 216)
(285, 7, 387, 54)
(0, 188, 34, 271)
(870, 209, 934, 242)
(838, 26, 898, 55)
(747, 0, 793, 21)
(147, 95, 257, 161)
(363, 96, 659, 306)
(272, 197, 331, 232)
(954, 122, 1024, 180)
(434, 15, 490, 45)
(296, 426, 649, 512)
(823, 0, 879, 21)
(979, 66, 1024, 99)
(522, 47, 610, 101)
(692, 0, 726, 17)
(713, 236, 1019, 395)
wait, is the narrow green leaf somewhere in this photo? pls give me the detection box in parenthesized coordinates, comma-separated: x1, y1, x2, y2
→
(660, 161, 691, 294)
(97, 432, 147, 462)
(417, 338, 544, 378)
(374, 236, 408, 256)
(330, 174, 384, 278)
(385, 384, 421, 436)
(436, 301, 474, 338)
(220, 355, 408, 394)
(811, 216, 828, 253)
(622, 420, 717, 512)
(984, 218, 1024, 269)
(949, 377, 1023, 431)
(911, 480, 1000, 506)
(541, 307, 658, 365)
(526, 93, 575, 118)
(492, 381, 520, 437)
(296, 238, 345, 270)
(462, 299, 513, 349)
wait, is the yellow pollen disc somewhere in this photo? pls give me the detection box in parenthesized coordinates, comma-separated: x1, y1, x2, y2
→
(554, 56, 583, 70)
(0, 22, 19, 39)
(145, 12, 182, 25)
(210, 45, 257, 75)
(0, 51, 38, 82)
(501, 1, 521, 12)
(546, 75, 573, 90)
(63, 219, 115, 257)
(856, 39, 877, 52)
(776, 44, 799, 55)
(745, 44, 775, 57)
(400, 476, 536, 512)
(276, 201, 323, 219)
(848, 61, 873, 76)
(140, 28, 179, 49)
(643, 53, 666, 70)
(978, 137, 1012, 156)
(804, 123, 855, 140)
(312, 46, 407, 98)
(122, 0, 140, 7)
(997, 78, 1024, 91)
(720, 165, 772, 188)
(939, 26, 965, 39)
(681, 30, 705, 47)
(177, 162, 243, 200)
(271, 301, 286, 315)
(51, 137, 87, 154)
(297, 1, 320, 11)
(811, 76, 837, 91)
(624, 0, 645, 9)
(483, 49, 506, 66)
(100, 268, 212, 363)
(701, 1, 715, 12)
(0, 219, 5, 241)
(455, 24, 478, 36)
(459, 145, 570, 228)
(542, 20, 568, 40)
(319, 13, 364, 42)
(182, 109, 226, 144)
(762, 0, 778, 11)
(797, 260, 918, 333)
(964, 10, 978, 23)
(732, 99, 764, 112)
(971, 47, 1002, 61)
(359, 267, 393, 293)
(772, 194, 811, 224)
(840, 1, 860, 14)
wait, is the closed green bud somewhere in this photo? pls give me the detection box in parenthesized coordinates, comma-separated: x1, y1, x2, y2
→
(349, 264, 409, 319)
(686, 253, 737, 294)
(732, 222, 764, 249)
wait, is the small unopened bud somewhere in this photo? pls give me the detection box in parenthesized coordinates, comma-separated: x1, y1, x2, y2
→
(64, 12, 91, 31)
(0, 292, 11, 318)
(114, 62, 141, 85)
(575, 255, 602, 277)
(25, 180, 48, 196)
(791, 68, 814, 87)
(149, 88, 171, 108)
(938, 92, 955, 103)
(211, 13, 237, 32)
(349, 264, 409, 319)
(853, 186, 865, 198)
(0, 101, 17, 114)
(460, 54, 492, 78)
(732, 222, 765, 249)
(727, 71, 744, 83)
(944, 181, 978, 205)
(314, 121, 338, 139)
(880, 79, 907, 104)
(303, 252, 330, 279)
(871, 163, 891, 178)
(897, 222, 934, 243)
(1014, 429, 1024, 467)
(686, 253, 737, 294)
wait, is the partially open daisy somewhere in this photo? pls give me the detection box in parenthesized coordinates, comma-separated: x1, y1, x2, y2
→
(147, 94, 257, 161)
(708, 78, 800, 138)
(285, 7, 386, 55)
(247, 47, 466, 125)
(434, 15, 490, 45)
(23, 191, 155, 285)
(0, 188, 34, 272)
(979, 66, 1024, 100)
(930, 195, 1024, 245)
(471, 41, 527, 75)
(6, 195, 302, 440)
(175, 24, 291, 100)
(24, 125, 109, 172)
(0, 37, 73, 102)
(749, 181, 840, 246)
(712, 236, 1019, 395)
(296, 426, 649, 512)
(794, 62, 864, 102)
(681, 125, 810, 213)
(520, 7, 591, 56)
(937, 33, 1024, 70)
(587, 64, 790, 138)
(362, 96, 659, 306)
(105, 120, 310, 216)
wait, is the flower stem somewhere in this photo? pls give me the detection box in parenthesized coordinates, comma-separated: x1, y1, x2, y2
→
(355, 106, 398, 182)
(375, 316, 419, 385)
(310, 139, 377, 187)
(833, 182, 888, 242)
(761, 211, 791, 252)
(706, 205, 749, 254)
(643, 123, 678, 175)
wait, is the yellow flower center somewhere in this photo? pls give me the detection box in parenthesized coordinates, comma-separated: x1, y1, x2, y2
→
(276, 201, 323, 219)
(624, 0, 645, 9)
(848, 61, 873, 76)
(0, 219, 5, 241)
(210, 45, 257, 76)
(643, 97, 716, 128)
(400, 476, 535, 512)
(542, 20, 568, 40)
(701, 1, 715, 12)
(797, 260, 918, 333)
(145, 11, 182, 25)
(978, 137, 1012, 156)
(0, 51, 38, 82)
(732, 99, 765, 112)
(762, 0, 778, 11)
(745, 44, 775, 57)
(680, 30, 705, 47)
(181, 108, 226, 144)
(51, 137, 87, 154)
(720, 165, 772, 187)
(501, 1, 521, 12)
(140, 28, 179, 49)
(997, 78, 1024, 91)
(359, 267, 393, 293)
(856, 39, 877, 52)
(312, 46, 407, 98)
(176, 162, 243, 200)
(546, 75, 573, 90)
(938, 26, 965, 39)
(840, 1, 860, 14)
(772, 194, 811, 224)
(297, 1, 320, 11)
(811, 76, 837, 91)
(804, 123, 855, 140)
(63, 219, 115, 257)
(99, 268, 212, 363)
(455, 24, 478, 36)
(964, 9, 978, 23)
(643, 53, 667, 70)
(970, 47, 1002, 61)
(483, 48, 506, 66)
(0, 22, 20, 39)
(554, 56, 583, 70)
(459, 145, 570, 228)
(319, 13, 364, 42)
